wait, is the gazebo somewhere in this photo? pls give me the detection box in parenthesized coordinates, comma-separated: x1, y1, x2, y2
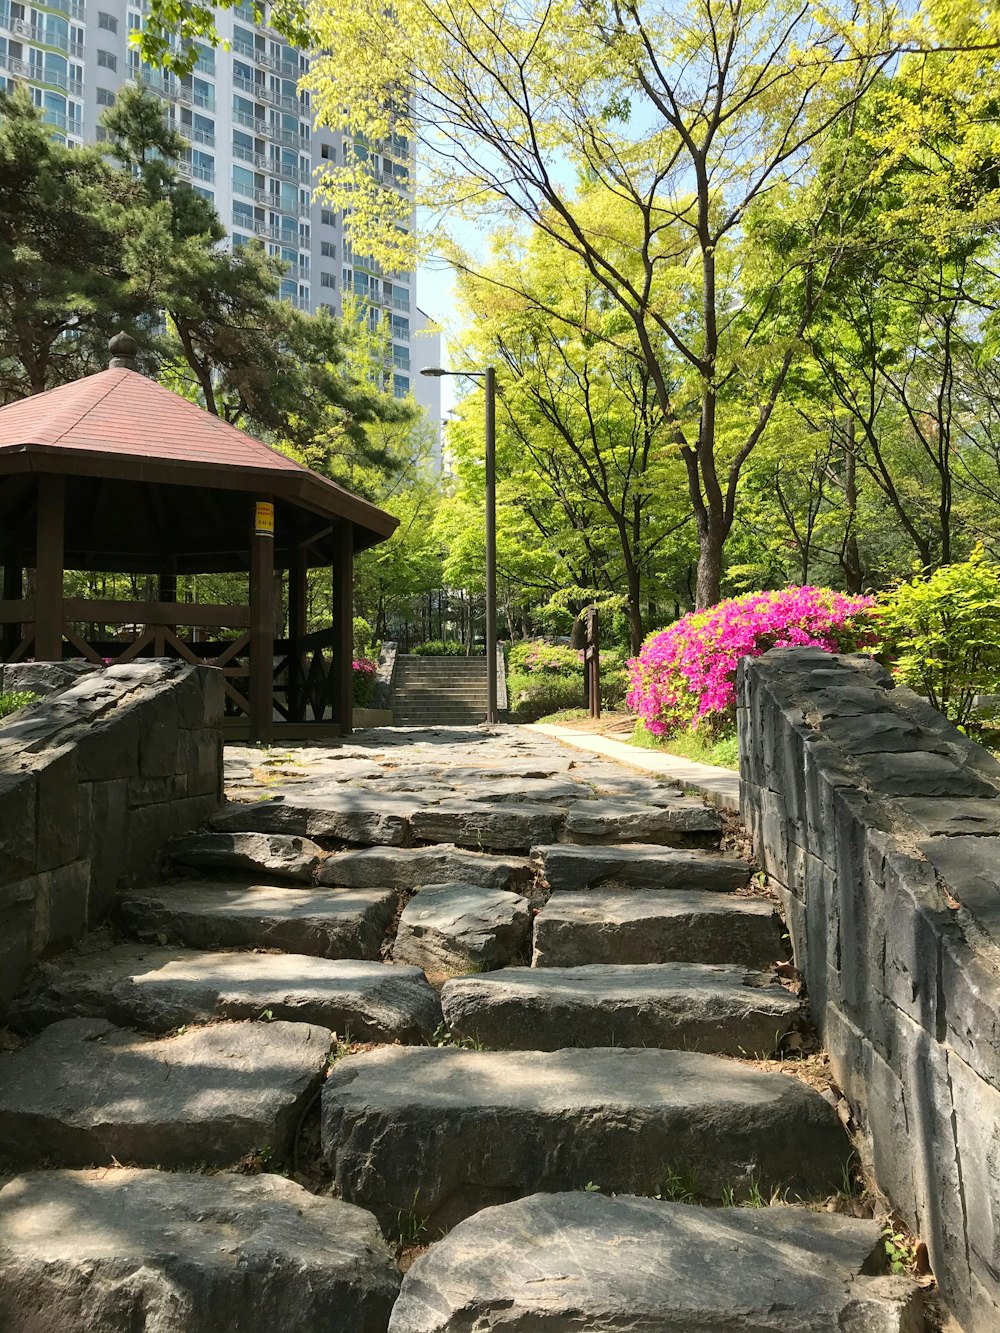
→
(0, 338, 398, 743)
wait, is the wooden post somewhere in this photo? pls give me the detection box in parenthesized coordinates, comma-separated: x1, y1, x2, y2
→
(35, 475, 65, 661)
(249, 496, 275, 744)
(584, 606, 601, 719)
(330, 521, 354, 734)
(2, 555, 22, 661)
(287, 548, 308, 722)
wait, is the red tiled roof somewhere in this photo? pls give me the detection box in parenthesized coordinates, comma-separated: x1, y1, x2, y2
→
(0, 367, 304, 472)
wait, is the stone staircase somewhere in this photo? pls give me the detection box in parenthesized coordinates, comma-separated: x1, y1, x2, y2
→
(0, 731, 925, 1331)
(390, 654, 489, 725)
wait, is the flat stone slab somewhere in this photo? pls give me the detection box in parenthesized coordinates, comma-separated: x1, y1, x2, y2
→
(321, 1046, 851, 1231)
(10, 945, 442, 1042)
(166, 832, 323, 882)
(0, 1017, 330, 1168)
(318, 845, 533, 895)
(382, 761, 575, 782)
(918, 835, 1000, 946)
(563, 798, 722, 845)
(854, 750, 996, 798)
(0, 1168, 399, 1332)
(535, 843, 750, 892)
(393, 885, 532, 974)
(210, 793, 418, 845)
(459, 777, 586, 804)
(897, 797, 1000, 837)
(532, 890, 784, 967)
(118, 881, 397, 960)
(441, 963, 801, 1054)
(388, 1193, 921, 1333)
(410, 801, 564, 851)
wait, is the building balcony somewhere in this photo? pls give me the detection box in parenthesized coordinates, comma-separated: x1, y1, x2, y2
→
(253, 220, 282, 240)
(5, 19, 84, 57)
(178, 160, 215, 183)
(181, 124, 216, 147)
(177, 85, 214, 111)
(34, 0, 85, 21)
(233, 146, 309, 185)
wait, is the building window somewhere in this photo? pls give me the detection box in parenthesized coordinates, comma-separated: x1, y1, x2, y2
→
(320, 143, 333, 160)
(97, 49, 116, 70)
(320, 272, 336, 289)
(320, 240, 335, 259)
(96, 87, 115, 105)
(393, 374, 409, 398)
(98, 11, 117, 31)
(320, 208, 336, 227)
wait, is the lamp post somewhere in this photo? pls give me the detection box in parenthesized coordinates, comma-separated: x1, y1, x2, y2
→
(421, 364, 498, 724)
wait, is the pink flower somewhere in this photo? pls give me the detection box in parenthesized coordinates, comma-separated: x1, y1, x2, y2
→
(627, 587, 876, 737)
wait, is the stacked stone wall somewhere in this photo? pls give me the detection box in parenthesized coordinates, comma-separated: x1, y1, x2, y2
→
(0, 662, 223, 1010)
(740, 647, 1000, 1332)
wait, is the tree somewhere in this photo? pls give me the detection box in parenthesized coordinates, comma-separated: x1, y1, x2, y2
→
(457, 223, 694, 651)
(99, 87, 411, 458)
(0, 88, 141, 397)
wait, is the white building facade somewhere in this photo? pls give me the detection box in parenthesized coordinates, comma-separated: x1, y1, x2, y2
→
(0, 0, 441, 426)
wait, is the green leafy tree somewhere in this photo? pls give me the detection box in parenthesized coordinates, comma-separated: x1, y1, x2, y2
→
(0, 87, 140, 397)
(878, 548, 1000, 726)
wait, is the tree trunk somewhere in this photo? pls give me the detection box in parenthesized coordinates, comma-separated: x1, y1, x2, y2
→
(840, 420, 864, 594)
(695, 523, 725, 609)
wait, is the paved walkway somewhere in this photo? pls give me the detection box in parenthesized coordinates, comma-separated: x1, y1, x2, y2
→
(529, 723, 741, 811)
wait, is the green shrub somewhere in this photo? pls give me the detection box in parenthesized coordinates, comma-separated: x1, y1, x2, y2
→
(878, 547, 1000, 728)
(411, 640, 471, 656)
(0, 690, 38, 720)
(508, 673, 584, 722)
(601, 665, 629, 709)
(508, 640, 581, 678)
(353, 616, 376, 659)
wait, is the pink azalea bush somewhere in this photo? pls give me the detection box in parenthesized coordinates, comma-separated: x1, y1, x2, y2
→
(627, 587, 876, 737)
(352, 656, 378, 707)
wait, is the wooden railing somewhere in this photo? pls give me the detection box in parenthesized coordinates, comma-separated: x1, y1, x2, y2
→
(1, 601, 346, 727)
(1, 600, 254, 717)
(273, 628, 339, 722)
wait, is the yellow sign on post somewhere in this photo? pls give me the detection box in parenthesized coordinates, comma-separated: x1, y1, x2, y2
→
(254, 501, 274, 536)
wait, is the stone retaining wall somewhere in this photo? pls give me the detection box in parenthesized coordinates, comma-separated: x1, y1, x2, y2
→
(739, 648, 1000, 1332)
(0, 662, 223, 1011)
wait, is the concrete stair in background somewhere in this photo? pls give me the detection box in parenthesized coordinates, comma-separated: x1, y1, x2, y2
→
(390, 655, 489, 725)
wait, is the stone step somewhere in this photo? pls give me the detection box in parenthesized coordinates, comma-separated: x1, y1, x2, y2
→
(320, 1046, 852, 1233)
(318, 844, 534, 896)
(392, 716, 486, 725)
(441, 963, 801, 1054)
(0, 1169, 400, 1330)
(563, 797, 722, 846)
(535, 842, 751, 892)
(387, 1193, 921, 1333)
(531, 889, 784, 967)
(410, 801, 564, 852)
(9, 944, 442, 1042)
(0, 1017, 330, 1169)
(393, 885, 532, 974)
(210, 793, 419, 845)
(166, 831, 324, 882)
(118, 881, 397, 960)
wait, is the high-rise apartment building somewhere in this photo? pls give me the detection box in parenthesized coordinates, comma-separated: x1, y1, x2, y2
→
(0, 0, 442, 438)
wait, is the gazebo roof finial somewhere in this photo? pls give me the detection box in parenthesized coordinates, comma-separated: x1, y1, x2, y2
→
(108, 330, 138, 371)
